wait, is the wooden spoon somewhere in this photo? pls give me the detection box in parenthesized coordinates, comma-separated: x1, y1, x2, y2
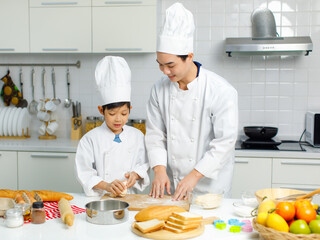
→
(296, 188, 320, 200)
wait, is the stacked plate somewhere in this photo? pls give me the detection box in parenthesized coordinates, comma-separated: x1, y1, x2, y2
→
(0, 107, 30, 137)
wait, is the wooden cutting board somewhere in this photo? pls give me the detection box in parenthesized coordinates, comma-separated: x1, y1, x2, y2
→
(131, 222, 204, 240)
(101, 194, 190, 211)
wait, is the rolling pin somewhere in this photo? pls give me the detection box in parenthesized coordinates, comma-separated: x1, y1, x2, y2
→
(58, 198, 74, 226)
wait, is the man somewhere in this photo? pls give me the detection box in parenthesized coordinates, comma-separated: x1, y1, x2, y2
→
(146, 3, 238, 200)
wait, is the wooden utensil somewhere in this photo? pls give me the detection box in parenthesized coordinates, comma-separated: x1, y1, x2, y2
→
(296, 188, 320, 200)
(101, 194, 190, 211)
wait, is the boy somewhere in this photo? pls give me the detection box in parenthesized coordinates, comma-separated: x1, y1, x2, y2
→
(75, 56, 149, 197)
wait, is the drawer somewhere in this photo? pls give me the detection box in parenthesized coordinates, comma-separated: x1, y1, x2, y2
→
(92, 0, 156, 6)
(30, 0, 91, 7)
(273, 158, 320, 185)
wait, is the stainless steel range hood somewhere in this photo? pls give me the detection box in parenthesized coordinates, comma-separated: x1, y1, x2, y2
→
(225, 36, 313, 57)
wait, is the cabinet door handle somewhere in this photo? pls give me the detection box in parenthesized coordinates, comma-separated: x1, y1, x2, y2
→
(104, 1, 142, 4)
(281, 160, 320, 166)
(0, 153, 2, 157)
(41, 2, 78, 5)
(31, 154, 68, 159)
(0, 48, 15, 51)
(235, 159, 249, 164)
(105, 48, 142, 51)
(280, 186, 317, 191)
(42, 48, 79, 51)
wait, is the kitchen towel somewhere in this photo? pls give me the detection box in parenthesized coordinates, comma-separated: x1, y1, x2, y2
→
(25, 201, 86, 223)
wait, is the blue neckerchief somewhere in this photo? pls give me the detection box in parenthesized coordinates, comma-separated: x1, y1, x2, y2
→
(113, 134, 122, 143)
(194, 61, 202, 77)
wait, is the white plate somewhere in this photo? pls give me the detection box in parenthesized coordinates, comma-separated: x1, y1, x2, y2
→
(12, 108, 22, 136)
(17, 108, 28, 137)
(2, 107, 14, 136)
(0, 108, 9, 136)
(7, 107, 17, 136)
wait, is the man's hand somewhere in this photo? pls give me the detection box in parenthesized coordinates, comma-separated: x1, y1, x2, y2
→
(149, 165, 171, 198)
(125, 171, 140, 188)
(106, 179, 126, 196)
(172, 169, 204, 201)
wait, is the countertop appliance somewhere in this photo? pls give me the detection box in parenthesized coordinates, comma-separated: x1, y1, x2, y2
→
(306, 112, 320, 147)
(236, 137, 306, 151)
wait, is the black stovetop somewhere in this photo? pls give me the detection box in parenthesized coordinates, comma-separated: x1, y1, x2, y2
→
(235, 137, 307, 151)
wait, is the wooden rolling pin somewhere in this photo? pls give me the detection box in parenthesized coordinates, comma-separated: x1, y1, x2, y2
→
(58, 198, 74, 226)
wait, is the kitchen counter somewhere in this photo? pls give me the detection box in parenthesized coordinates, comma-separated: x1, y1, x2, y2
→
(1, 137, 320, 159)
(0, 193, 260, 240)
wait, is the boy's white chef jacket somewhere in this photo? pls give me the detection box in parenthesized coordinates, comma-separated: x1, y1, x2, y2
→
(146, 67, 238, 197)
(75, 123, 150, 196)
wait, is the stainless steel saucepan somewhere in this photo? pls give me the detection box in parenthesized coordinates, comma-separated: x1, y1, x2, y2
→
(85, 199, 129, 225)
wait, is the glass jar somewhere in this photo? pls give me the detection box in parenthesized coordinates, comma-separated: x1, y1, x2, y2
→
(4, 208, 24, 228)
(132, 119, 146, 135)
(15, 203, 31, 221)
(31, 202, 46, 224)
(95, 116, 105, 127)
(126, 119, 134, 126)
(85, 116, 96, 133)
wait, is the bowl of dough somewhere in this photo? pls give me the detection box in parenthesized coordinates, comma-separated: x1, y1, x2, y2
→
(191, 191, 224, 209)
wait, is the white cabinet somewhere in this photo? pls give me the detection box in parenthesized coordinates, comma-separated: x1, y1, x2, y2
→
(0, 151, 18, 190)
(231, 157, 272, 198)
(18, 152, 82, 193)
(0, 0, 29, 53)
(29, 0, 91, 53)
(92, 1, 156, 53)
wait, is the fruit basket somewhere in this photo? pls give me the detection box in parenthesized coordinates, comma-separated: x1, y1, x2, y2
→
(252, 218, 320, 240)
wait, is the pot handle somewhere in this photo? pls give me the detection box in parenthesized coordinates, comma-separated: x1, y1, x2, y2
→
(260, 128, 266, 135)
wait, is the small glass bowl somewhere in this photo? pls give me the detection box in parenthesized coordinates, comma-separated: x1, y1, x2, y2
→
(233, 201, 255, 218)
(241, 191, 258, 207)
(191, 191, 224, 209)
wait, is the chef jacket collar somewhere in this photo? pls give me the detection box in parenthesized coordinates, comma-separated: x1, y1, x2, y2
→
(101, 121, 127, 142)
(173, 61, 202, 91)
(194, 61, 202, 77)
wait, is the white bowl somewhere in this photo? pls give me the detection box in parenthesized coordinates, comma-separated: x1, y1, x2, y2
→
(233, 201, 255, 217)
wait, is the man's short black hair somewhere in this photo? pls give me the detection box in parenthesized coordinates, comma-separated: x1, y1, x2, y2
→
(177, 55, 188, 61)
(102, 102, 131, 113)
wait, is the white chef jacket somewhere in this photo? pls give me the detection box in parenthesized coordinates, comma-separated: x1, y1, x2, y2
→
(146, 66, 238, 197)
(75, 122, 150, 196)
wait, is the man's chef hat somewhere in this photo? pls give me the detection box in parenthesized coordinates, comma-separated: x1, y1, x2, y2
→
(157, 2, 195, 55)
(95, 56, 131, 105)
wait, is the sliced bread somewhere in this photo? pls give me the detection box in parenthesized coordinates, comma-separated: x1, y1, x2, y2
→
(167, 216, 202, 225)
(135, 205, 186, 221)
(172, 211, 203, 221)
(166, 220, 200, 230)
(163, 224, 196, 233)
(134, 219, 165, 234)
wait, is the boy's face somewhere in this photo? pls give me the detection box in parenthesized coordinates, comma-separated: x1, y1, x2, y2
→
(156, 52, 193, 83)
(98, 104, 130, 135)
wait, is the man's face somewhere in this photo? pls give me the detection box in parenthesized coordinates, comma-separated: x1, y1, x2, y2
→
(156, 52, 193, 83)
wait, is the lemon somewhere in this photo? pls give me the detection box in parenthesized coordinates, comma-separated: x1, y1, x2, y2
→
(258, 198, 276, 214)
(256, 212, 268, 226)
(266, 213, 289, 232)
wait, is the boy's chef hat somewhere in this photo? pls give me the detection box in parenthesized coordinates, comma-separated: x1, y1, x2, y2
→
(157, 2, 195, 55)
(95, 56, 131, 105)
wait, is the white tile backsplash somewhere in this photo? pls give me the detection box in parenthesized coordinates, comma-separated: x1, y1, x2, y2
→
(0, 0, 318, 140)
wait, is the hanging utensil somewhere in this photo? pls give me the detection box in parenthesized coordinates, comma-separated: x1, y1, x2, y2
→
(28, 68, 38, 114)
(51, 67, 61, 105)
(19, 68, 28, 108)
(41, 68, 46, 100)
(64, 68, 72, 108)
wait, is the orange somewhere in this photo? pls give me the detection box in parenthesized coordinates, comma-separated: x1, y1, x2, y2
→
(296, 206, 317, 223)
(276, 202, 295, 221)
(294, 199, 312, 212)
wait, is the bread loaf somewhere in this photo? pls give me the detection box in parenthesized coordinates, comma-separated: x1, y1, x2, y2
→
(0, 189, 73, 202)
(135, 205, 186, 222)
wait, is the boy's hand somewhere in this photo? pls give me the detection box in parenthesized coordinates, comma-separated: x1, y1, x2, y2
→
(106, 179, 126, 196)
(125, 172, 140, 188)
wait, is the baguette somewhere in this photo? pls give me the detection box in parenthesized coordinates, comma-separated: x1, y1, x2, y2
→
(163, 224, 196, 233)
(134, 219, 165, 233)
(167, 216, 201, 226)
(166, 221, 200, 230)
(0, 189, 73, 202)
(135, 205, 186, 222)
(172, 212, 203, 221)
(14, 193, 25, 204)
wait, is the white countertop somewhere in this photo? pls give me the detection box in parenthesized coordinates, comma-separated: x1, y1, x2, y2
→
(1, 137, 320, 159)
(0, 193, 261, 240)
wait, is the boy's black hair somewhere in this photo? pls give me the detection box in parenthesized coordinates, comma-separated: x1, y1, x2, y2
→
(102, 102, 131, 113)
(177, 55, 188, 61)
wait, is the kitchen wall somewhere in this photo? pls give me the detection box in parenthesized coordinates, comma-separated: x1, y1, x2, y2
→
(0, 0, 319, 140)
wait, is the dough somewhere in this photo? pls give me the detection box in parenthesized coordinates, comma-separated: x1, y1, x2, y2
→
(194, 193, 222, 209)
(110, 181, 127, 198)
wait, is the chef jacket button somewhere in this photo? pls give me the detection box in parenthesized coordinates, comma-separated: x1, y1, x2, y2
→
(171, 96, 175, 100)
(171, 117, 174, 121)
(191, 138, 194, 142)
(172, 156, 175, 160)
(189, 158, 193, 162)
(171, 135, 175, 140)
(192, 118, 196, 121)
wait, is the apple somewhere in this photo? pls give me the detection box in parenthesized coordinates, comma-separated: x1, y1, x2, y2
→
(289, 220, 311, 234)
(309, 220, 320, 234)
